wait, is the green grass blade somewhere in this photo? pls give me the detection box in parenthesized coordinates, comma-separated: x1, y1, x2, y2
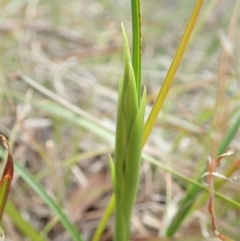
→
(217, 112, 240, 155)
(91, 194, 115, 241)
(142, 0, 204, 146)
(14, 162, 83, 241)
(163, 167, 205, 236)
(164, 112, 240, 237)
(143, 153, 240, 209)
(131, 0, 141, 102)
(5, 200, 48, 241)
(92, 156, 115, 241)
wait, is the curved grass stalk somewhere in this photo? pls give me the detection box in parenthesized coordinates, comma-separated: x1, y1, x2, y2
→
(6, 201, 48, 241)
(142, 0, 204, 146)
(15, 162, 83, 241)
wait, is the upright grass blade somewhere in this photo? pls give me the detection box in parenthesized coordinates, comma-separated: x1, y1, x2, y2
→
(131, 0, 141, 102)
(14, 162, 83, 241)
(0, 135, 14, 222)
(142, 0, 204, 146)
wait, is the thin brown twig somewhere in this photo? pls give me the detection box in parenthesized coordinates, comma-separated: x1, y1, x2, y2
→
(207, 150, 235, 241)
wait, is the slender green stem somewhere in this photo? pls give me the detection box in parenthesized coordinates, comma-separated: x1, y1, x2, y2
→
(131, 0, 141, 103)
(91, 195, 115, 241)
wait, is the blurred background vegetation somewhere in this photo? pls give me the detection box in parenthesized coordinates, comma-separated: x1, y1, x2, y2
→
(0, 0, 239, 240)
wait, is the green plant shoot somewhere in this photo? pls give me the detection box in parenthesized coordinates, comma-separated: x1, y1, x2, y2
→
(0, 135, 14, 221)
(113, 24, 146, 241)
(92, 1, 205, 239)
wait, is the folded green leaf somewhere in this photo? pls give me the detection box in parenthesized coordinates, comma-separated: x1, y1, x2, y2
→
(114, 24, 146, 241)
